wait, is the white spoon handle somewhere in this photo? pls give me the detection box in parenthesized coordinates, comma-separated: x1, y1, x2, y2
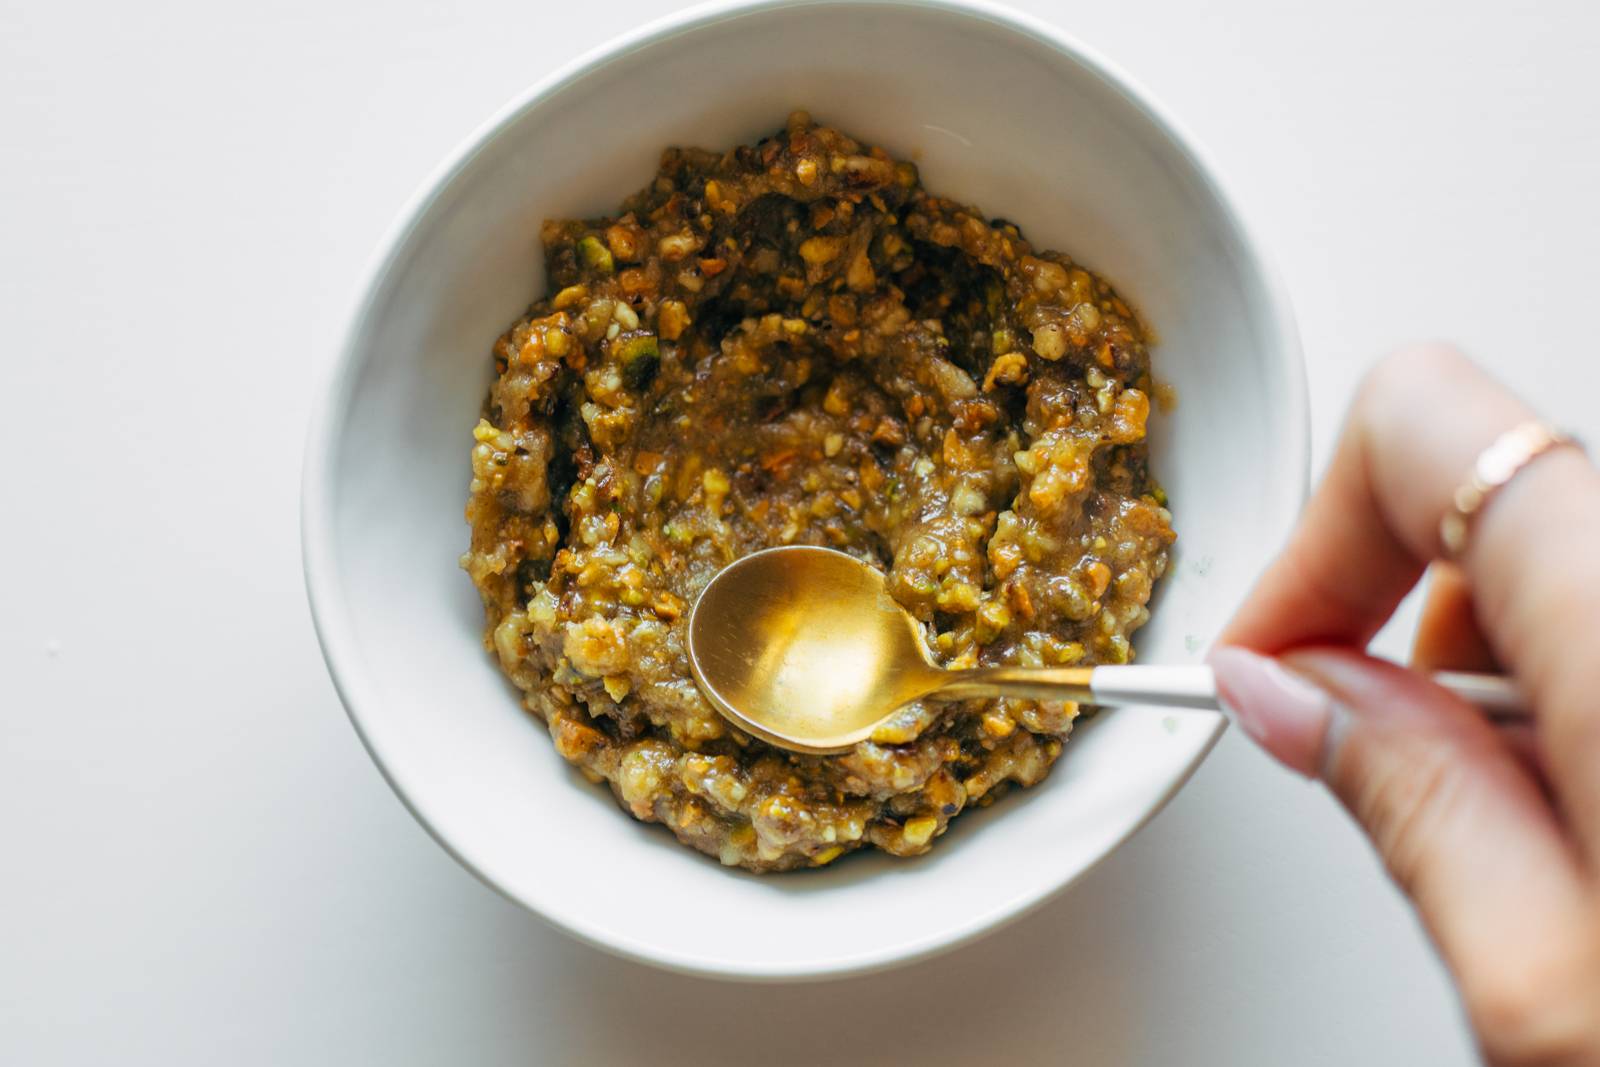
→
(1089, 665, 1221, 710)
(1090, 665, 1528, 721)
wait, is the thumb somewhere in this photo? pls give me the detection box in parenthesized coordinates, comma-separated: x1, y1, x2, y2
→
(1208, 645, 1592, 1050)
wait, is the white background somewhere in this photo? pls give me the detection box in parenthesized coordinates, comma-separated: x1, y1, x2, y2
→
(3, 0, 1597, 1063)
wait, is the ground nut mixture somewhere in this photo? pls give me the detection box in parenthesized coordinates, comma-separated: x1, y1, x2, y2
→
(463, 113, 1174, 872)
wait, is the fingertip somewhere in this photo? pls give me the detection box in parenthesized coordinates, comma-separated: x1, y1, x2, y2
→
(1208, 645, 1336, 777)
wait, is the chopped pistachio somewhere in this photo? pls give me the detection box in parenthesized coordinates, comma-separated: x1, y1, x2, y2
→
(615, 335, 660, 390)
(578, 235, 614, 275)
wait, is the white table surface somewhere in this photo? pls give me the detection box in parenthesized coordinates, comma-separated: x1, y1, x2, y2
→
(4, 0, 1596, 1062)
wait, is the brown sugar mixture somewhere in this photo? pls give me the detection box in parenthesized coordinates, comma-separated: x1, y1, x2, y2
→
(462, 112, 1174, 871)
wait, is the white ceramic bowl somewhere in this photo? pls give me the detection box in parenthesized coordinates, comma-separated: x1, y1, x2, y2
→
(302, 0, 1306, 980)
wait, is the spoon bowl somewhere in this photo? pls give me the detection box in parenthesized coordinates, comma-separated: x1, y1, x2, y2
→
(689, 546, 947, 753)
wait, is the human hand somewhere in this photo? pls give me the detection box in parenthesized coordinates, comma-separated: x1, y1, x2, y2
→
(1208, 345, 1600, 1065)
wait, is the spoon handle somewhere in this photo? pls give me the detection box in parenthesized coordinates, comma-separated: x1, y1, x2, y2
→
(937, 664, 1528, 721)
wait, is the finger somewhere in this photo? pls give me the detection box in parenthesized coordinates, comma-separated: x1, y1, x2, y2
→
(1495, 722, 1556, 803)
(1210, 645, 1596, 1061)
(1410, 564, 1499, 673)
(1217, 405, 1421, 651)
(1412, 567, 1552, 784)
(1467, 443, 1600, 860)
(1220, 343, 1535, 651)
(1220, 343, 1600, 855)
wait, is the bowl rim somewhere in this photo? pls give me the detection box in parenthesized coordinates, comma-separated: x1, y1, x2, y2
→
(301, 0, 1309, 982)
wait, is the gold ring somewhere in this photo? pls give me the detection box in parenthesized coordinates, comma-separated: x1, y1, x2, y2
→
(1440, 420, 1581, 558)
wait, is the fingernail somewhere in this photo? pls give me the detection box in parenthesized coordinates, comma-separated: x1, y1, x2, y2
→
(1207, 646, 1335, 777)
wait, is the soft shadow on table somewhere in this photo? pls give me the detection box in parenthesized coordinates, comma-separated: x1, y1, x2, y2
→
(497, 843, 1143, 1066)
(439, 738, 1282, 1067)
(306, 715, 1468, 1066)
(558, 869, 1140, 1065)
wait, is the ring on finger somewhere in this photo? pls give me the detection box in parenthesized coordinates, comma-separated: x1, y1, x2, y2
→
(1440, 420, 1584, 558)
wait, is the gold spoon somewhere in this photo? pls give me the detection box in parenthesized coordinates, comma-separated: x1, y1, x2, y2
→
(686, 545, 1526, 755)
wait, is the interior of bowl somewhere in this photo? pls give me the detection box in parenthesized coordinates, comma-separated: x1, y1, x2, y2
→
(306, 0, 1305, 979)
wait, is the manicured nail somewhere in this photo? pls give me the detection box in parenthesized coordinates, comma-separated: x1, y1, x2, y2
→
(1207, 646, 1335, 777)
